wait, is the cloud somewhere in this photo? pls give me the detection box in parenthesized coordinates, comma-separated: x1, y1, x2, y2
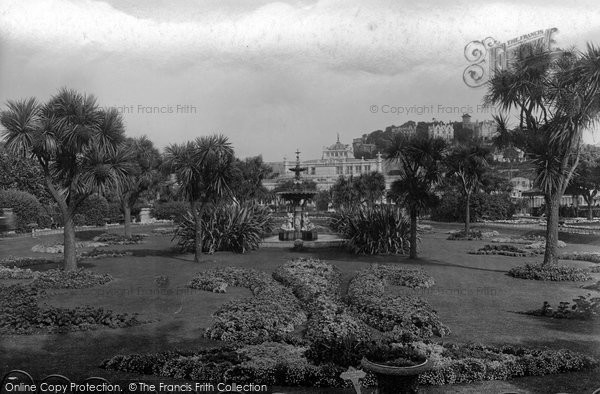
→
(0, 0, 599, 159)
(2, 0, 597, 76)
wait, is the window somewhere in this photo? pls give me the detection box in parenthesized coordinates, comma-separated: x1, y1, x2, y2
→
(336, 166, 343, 175)
(355, 165, 361, 173)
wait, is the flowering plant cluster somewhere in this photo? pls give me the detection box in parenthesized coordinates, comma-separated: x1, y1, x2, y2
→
(206, 294, 306, 344)
(508, 263, 591, 281)
(0, 265, 37, 279)
(189, 267, 306, 343)
(31, 268, 113, 289)
(272, 258, 342, 302)
(0, 284, 139, 334)
(418, 342, 599, 385)
(560, 252, 600, 264)
(369, 265, 435, 289)
(523, 294, 599, 320)
(101, 340, 598, 388)
(347, 272, 449, 338)
(92, 232, 147, 245)
(79, 249, 133, 259)
(189, 267, 275, 294)
(102, 345, 353, 388)
(469, 244, 539, 257)
(0, 256, 58, 268)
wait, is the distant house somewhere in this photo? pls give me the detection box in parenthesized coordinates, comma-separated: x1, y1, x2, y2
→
(509, 177, 533, 198)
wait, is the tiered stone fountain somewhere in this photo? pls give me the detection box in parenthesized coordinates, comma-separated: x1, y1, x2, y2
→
(277, 150, 318, 241)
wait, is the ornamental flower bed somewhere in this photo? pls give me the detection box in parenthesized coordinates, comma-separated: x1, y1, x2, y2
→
(0, 256, 59, 268)
(102, 344, 356, 388)
(92, 232, 147, 245)
(560, 252, 600, 264)
(0, 265, 38, 279)
(188, 267, 306, 344)
(79, 249, 133, 259)
(207, 295, 307, 344)
(100, 341, 598, 388)
(101, 258, 599, 389)
(31, 241, 109, 254)
(31, 269, 113, 289)
(469, 244, 540, 257)
(522, 294, 600, 320)
(347, 271, 449, 339)
(447, 230, 484, 241)
(508, 263, 592, 281)
(272, 258, 342, 302)
(418, 342, 598, 385)
(369, 265, 435, 289)
(0, 285, 140, 334)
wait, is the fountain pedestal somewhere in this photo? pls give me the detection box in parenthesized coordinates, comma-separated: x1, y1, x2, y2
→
(276, 150, 318, 242)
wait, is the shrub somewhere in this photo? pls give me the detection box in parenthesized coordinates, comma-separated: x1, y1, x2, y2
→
(508, 263, 591, 281)
(174, 203, 273, 254)
(151, 201, 189, 223)
(0, 189, 42, 232)
(74, 194, 109, 226)
(431, 192, 517, 222)
(331, 205, 412, 255)
(106, 202, 123, 224)
(31, 269, 113, 289)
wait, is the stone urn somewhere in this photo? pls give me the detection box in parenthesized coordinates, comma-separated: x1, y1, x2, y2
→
(361, 357, 432, 394)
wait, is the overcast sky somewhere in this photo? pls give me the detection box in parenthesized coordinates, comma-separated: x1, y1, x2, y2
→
(1, 0, 599, 161)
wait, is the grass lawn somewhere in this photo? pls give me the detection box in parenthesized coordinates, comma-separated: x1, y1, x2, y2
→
(0, 223, 599, 393)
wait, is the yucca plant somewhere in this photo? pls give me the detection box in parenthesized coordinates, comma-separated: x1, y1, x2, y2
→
(331, 205, 412, 255)
(174, 202, 273, 254)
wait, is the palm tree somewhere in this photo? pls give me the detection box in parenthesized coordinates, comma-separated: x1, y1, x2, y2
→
(445, 143, 490, 236)
(486, 42, 600, 265)
(119, 136, 163, 238)
(163, 135, 234, 263)
(386, 135, 446, 258)
(0, 88, 130, 271)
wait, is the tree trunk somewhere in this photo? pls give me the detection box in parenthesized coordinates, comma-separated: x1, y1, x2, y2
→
(192, 202, 205, 263)
(409, 209, 418, 259)
(464, 193, 471, 235)
(63, 214, 77, 271)
(123, 201, 132, 239)
(586, 196, 594, 220)
(543, 194, 560, 266)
